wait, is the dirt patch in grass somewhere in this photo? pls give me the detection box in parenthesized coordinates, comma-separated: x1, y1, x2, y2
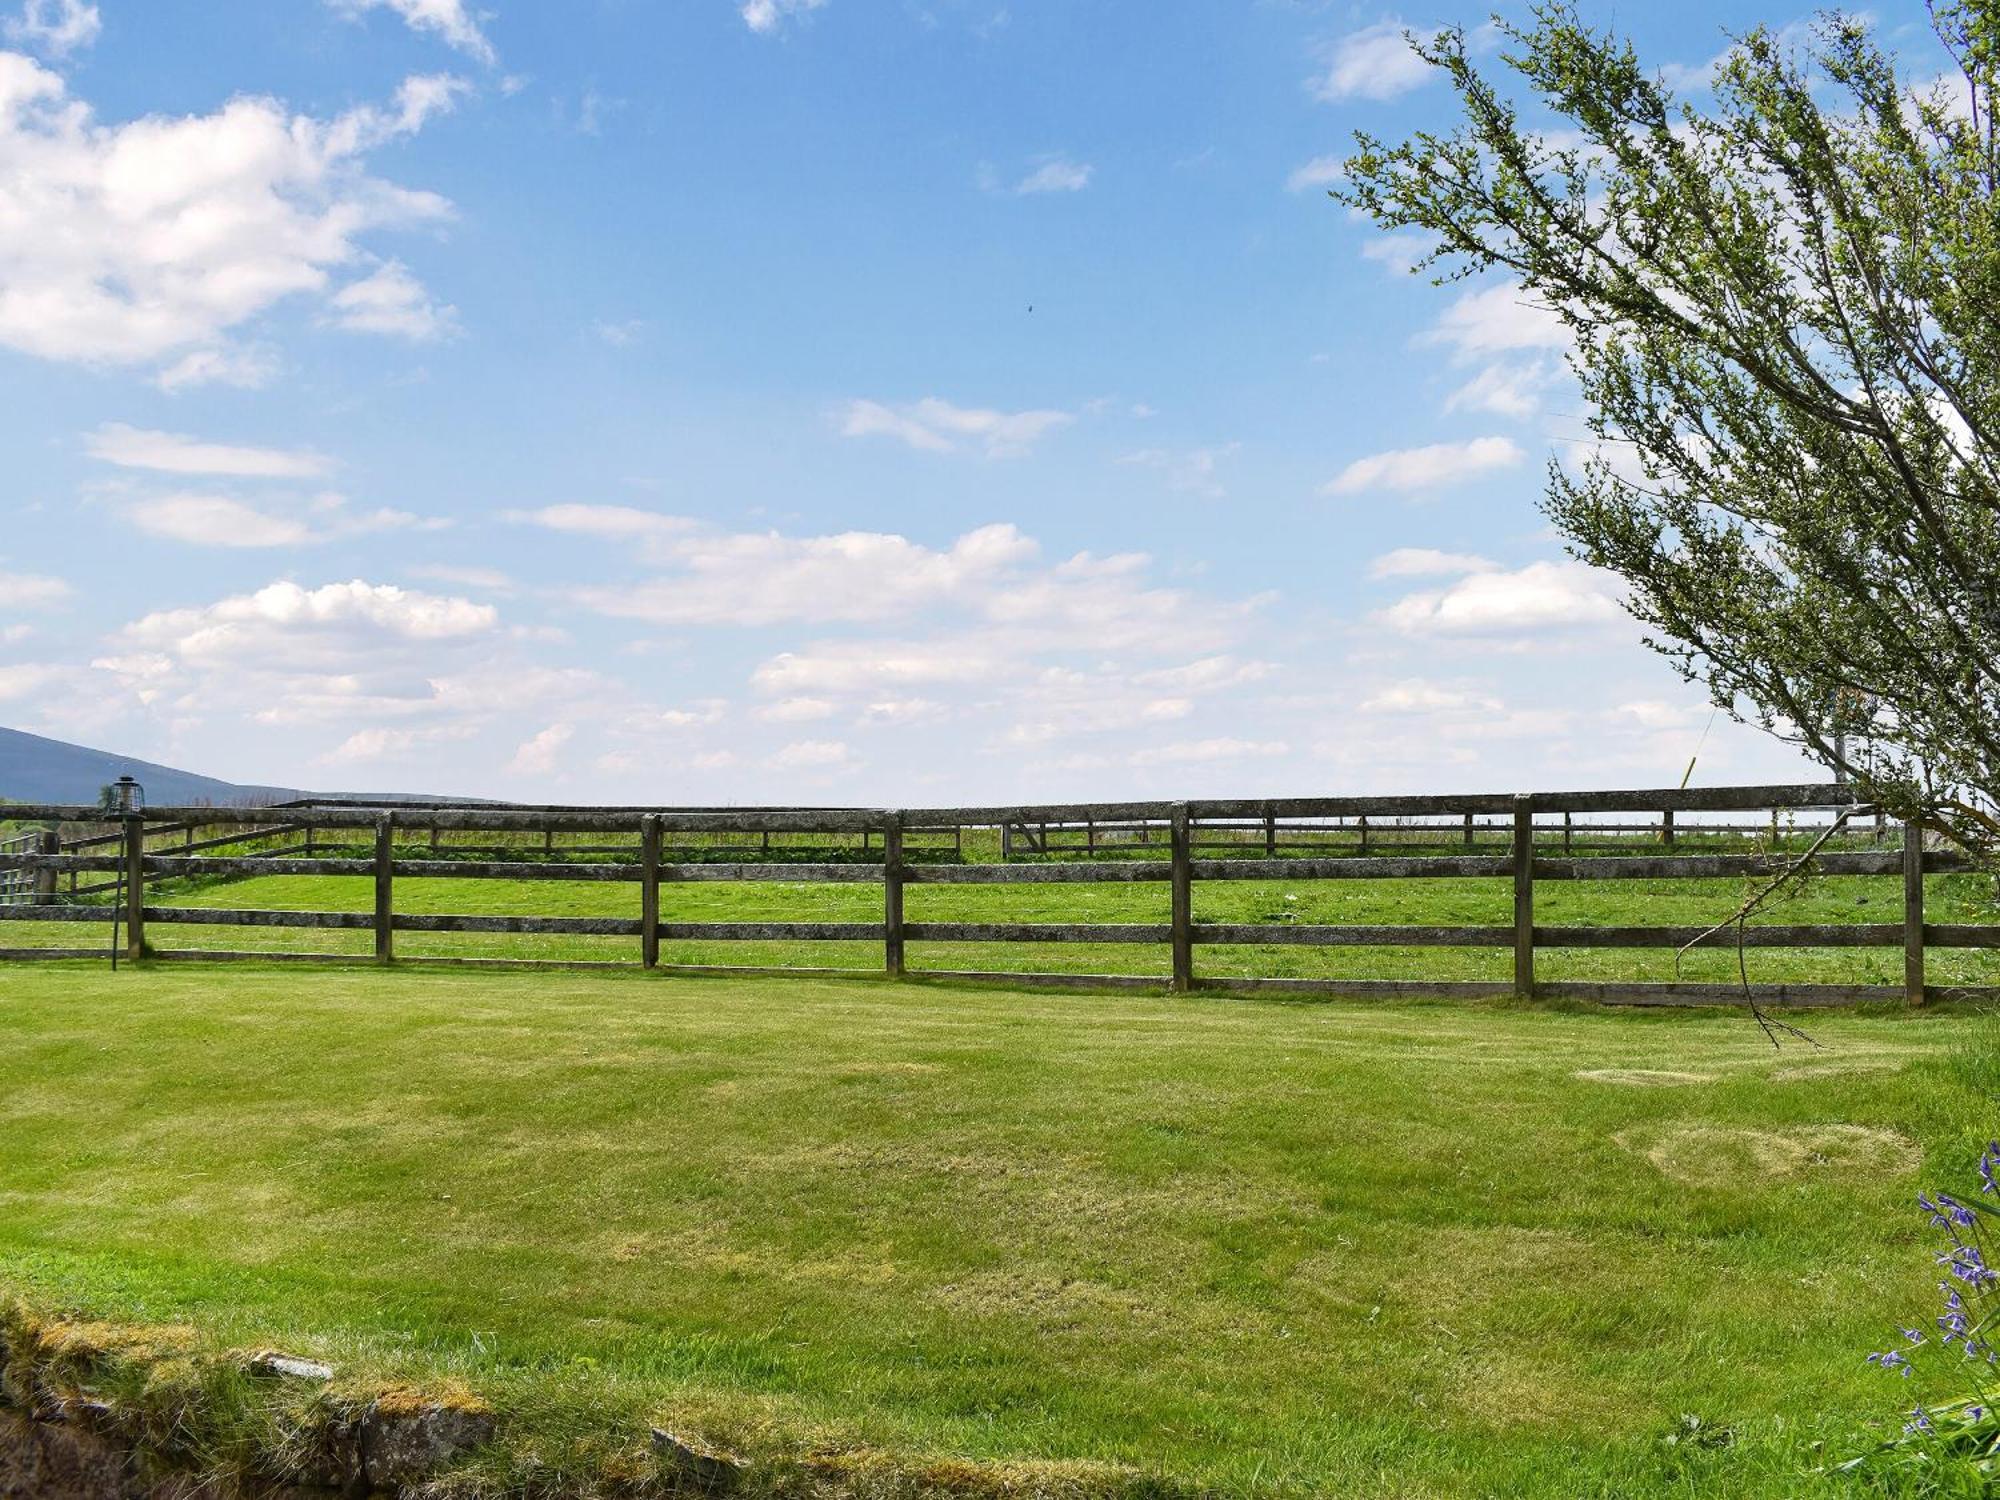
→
(1618, 1123, 1921, 1187)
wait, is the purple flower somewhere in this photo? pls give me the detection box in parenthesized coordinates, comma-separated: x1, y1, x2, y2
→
(1970, 1406, 1988, 1422)
(1869, 1349, 1913, 1376)
(1906, 1405, 1935, 1435)
(1980, 1142, 2000, 1197)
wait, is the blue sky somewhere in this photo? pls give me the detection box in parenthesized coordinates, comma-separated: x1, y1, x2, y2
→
(0, 0, 1949, 802)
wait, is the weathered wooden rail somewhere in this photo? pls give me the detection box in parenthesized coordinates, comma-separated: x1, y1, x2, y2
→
(1, 782, 1993, 1006)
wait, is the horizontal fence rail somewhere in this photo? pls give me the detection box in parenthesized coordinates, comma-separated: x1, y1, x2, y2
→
(1, 782, 1994, 1007)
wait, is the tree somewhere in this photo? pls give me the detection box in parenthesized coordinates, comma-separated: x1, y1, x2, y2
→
(1337, 2, 2000, 855)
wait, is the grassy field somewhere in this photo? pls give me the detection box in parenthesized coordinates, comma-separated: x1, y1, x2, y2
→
(2, 962, 1996, 1497)
(6, 840, 2000, 987)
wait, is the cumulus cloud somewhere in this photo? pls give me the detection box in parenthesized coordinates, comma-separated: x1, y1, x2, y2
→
(840, 397, 1072, 457)
(740, 0, 825, 34)
(1313, 21, 1437, 102)
(332, 0, 496, 64)
(86, 424, 331, 479)
(1423, 282, 1569, 359)
(4, 0, 97, 56)
(1325, 436, 1524, 495)
(123, 579, 496, 664)
(327, 259, 459, 341)
(1375, 560, 1625, 639)
(508, 722, 574, 775)
(0, 55, 458, 372)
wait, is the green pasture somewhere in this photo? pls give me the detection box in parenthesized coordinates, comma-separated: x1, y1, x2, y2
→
(2, 963, 1997, 1497)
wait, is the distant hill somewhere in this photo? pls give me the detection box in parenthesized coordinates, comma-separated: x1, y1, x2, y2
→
(0, 726, 307, 808)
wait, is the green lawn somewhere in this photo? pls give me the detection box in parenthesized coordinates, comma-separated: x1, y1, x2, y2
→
(1, 962, 1995, 1497)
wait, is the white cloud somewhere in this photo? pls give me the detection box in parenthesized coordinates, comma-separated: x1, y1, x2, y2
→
(1359, 679, 1501, 714)
(840, 397, 1072, 457)
(124, 579, 496, 665)
(123, 492, 433, 549)
(512, 504, 695, 543)
(1313, 21, 1436, 102)
(0, 570, 71, 608)
(1445, 360, 1555, 419)
(556, 524, 1040, 628)
(1325, 435, 1524, 495)
(152, 345, 281, 393)
(1376, 560, 1625, 639)
(1359, 231, 1430, 273)
(508, 722, 574, 775)
(4, 0, 97, 56)
(1015, 155, 1091, 194)
(1285, 154, 1343, 192)
(327, 259, 459, 341)
(129, 495, 314, 549)
(1423, 282, 1569, 359)
(741, 0, 825, 34)
(752, 637, 1019, 697)
(332, 0, 496, 64)
(1366, 547, 1498, 579)
(0, 54, 457, 371)
(86, 424, 331, 479)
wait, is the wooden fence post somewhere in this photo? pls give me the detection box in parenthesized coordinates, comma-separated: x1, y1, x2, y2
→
(1904, 821, 1925, 1006)
(1358, 815, 1369, 854)
(123, 816, 146, 961)
(303, 824, 315, 858)
(1463, 811, 1474, 851)
(1001, 822, 1014, 860)
(1512, 795, 1534, 999)
(641, 815, 661, 970)
(1264, 814, 1277, 857)
(1562, 812, 1573, 855)
(883, 815, 905, 978)
(1170, 803, 1193, 993)
(1661, 807, 1676, 848)
(374, 816, 394, 964)
(33, 830, 57, 904)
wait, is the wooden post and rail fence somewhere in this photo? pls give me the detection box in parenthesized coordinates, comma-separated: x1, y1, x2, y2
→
(0, 781, 1989, 1007)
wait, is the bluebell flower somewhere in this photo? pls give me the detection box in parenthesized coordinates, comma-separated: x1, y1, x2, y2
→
(1906, 1405, 1935, 1435)
(1980, 1142, 2000, 1197)
(1869, 1349, 1913, 1375)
